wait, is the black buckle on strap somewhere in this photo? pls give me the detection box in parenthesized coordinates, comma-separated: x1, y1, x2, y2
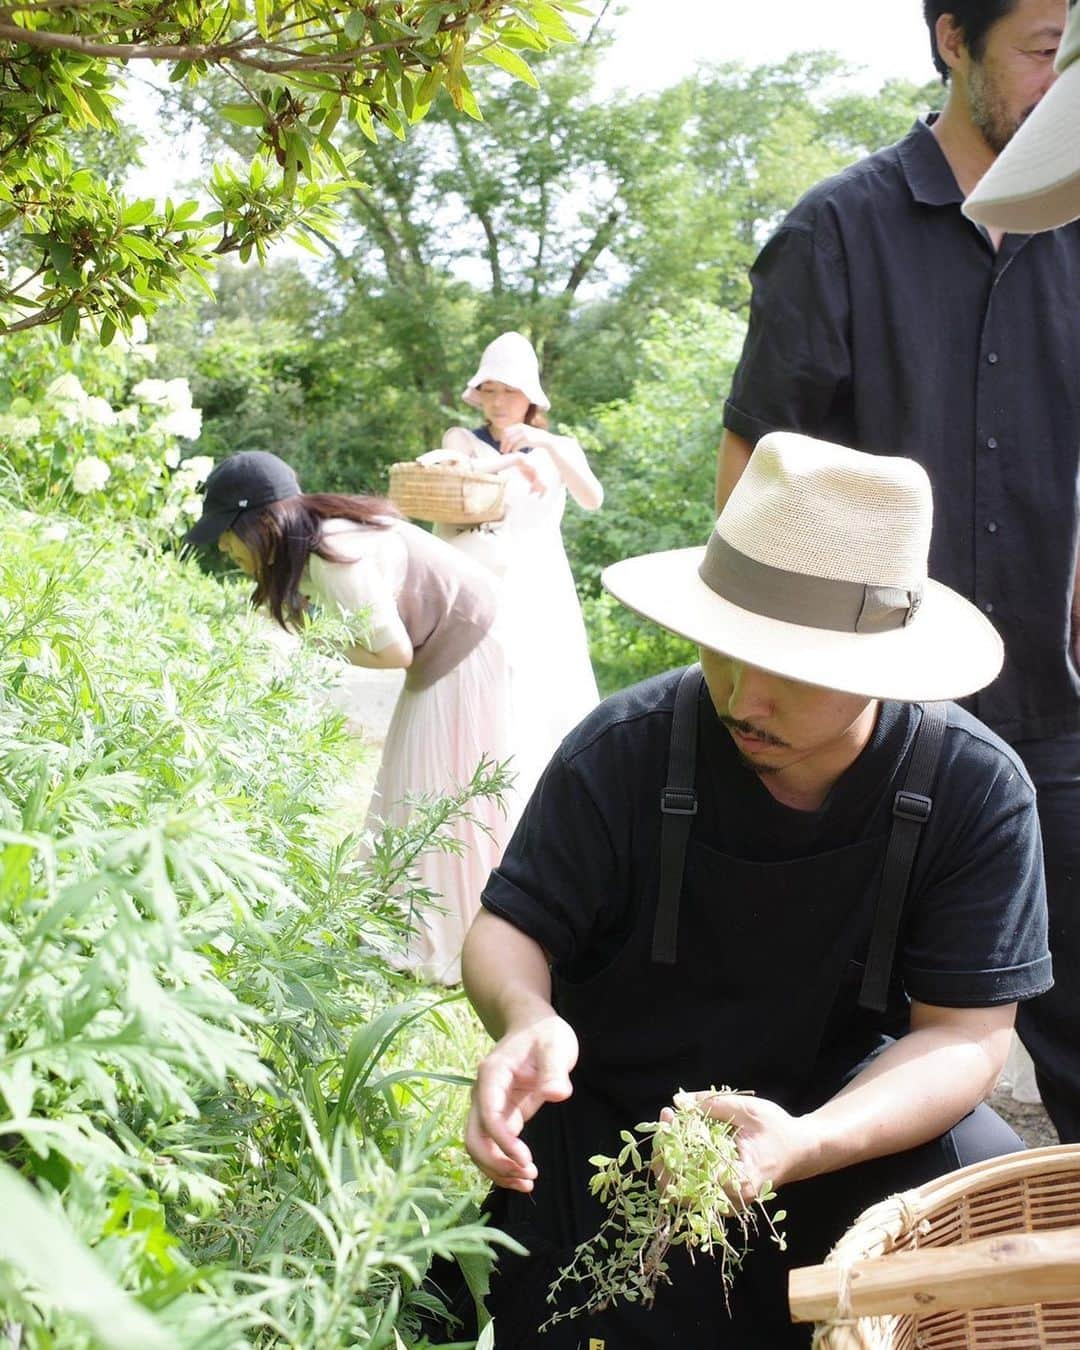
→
(660, 788, 698, 816)
(893, 790, 932, 823)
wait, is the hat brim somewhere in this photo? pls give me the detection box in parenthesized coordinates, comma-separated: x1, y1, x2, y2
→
(184, 507, 238, 547)
(963, 65, 1080, 232)
(602, 547, 1003, 702)
(461, 373, 551, 412)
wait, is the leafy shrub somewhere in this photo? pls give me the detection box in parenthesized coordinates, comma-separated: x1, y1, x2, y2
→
(0, 498, 507, 1346)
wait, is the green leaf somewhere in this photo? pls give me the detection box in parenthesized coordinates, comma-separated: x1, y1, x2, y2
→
(221, 103, 267, 128)
(99, 314, 116, 347)
(59, 305, 78, 345)
(0, 1164, 176, 1349)
(480, 43, 539, 87)
(120, 199, 155, 227)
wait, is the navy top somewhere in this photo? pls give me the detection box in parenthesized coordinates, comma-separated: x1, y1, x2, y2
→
(483, 669, 1052, 1008)
(724, 119, 1080, 744)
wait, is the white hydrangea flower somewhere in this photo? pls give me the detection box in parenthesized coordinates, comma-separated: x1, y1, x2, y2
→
(115, 407, 139, 428)
(180, 494, 202, 518)
(113, 453, 136, 471)
(157, 406, 202, 440)
(47, 373, 87, 406)
(132, 377, 169, 404)
(0, 413, 41, 442)
(174, 454, 214, 485)
(41, 522, 69, 543)
(81, 396, 118, 427)
(163, 444, 181, 469)
(155, 503, 180, 528)
(161, 378, 193, 413)
(71, 456, 111, 495)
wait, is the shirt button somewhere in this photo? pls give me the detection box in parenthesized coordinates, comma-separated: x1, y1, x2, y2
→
(986, 436, 999, 449)
(987, 351, 999, 364)
(983, 602, 995, 614)
(986, 521, 999, 534)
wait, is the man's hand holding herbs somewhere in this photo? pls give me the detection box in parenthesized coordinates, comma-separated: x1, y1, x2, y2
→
(466, 1011, 579, 1192)
(663, 1090, 818, 1202)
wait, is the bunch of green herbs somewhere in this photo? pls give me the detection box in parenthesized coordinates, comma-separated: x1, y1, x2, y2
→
(543, 1091, 786, 1329)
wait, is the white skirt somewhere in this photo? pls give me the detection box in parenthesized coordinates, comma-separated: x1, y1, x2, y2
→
(365, 629, 518, 984)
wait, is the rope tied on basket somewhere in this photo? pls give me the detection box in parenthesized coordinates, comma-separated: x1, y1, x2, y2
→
(808, 1193, 928, 1348)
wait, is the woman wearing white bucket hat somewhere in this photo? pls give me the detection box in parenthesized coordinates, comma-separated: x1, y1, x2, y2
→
(442, 433, 1051, 1347)
(418, 330, 603, 801)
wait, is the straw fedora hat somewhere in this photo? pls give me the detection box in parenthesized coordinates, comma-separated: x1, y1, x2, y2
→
(963, 0, 1080, 232)
(602, 433, 1003, 702)
(462, 331, 550, 411)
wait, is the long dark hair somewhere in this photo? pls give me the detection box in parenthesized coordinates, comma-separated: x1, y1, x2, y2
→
(229, 492, 400, 628)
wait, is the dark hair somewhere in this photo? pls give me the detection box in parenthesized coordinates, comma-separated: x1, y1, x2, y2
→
(923, 0, 1018, 81)
(229, 491, 400, 628)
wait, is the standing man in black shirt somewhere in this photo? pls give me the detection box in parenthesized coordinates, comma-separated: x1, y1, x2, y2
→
(459, 434, 1050, 1348)
(718, 0, 1080, 1141)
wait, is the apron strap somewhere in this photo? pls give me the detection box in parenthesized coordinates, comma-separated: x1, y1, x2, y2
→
(652, 664, 702, 965)
(857, 700, 949, 1013)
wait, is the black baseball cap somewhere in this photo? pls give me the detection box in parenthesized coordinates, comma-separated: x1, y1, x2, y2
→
(185, 451, 301, 546)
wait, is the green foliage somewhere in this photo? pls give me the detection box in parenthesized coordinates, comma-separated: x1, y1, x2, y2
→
(0, 320, 215, 532)
(0, 0, 587, 339)
(0, 473, 510, 1344)
(562, 300, 745, 692)
(543, 1093, 785, 1329)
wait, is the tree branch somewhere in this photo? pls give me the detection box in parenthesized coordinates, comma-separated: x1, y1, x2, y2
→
(0, 18, 469, 74)
(563, 203, 620, 296)
(447, 120, 503, 296)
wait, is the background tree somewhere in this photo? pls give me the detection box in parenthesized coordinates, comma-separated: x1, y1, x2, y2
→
(0, 0, 587, 341)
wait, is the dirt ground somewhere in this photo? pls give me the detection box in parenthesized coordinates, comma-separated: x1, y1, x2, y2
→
(989, 1087, 1059, 1149)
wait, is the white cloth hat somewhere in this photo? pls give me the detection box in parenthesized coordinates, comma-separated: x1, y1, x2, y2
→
(963, 2, 1080, 232)
(602, 432, 1003, 702)
(462, 331, 550, 411)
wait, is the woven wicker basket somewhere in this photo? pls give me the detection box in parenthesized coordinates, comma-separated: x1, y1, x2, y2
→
(789, 1146, 1080, 1349)
(387, 461, 505, 525)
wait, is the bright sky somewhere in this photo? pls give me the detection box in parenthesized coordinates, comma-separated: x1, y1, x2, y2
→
(592, 1, 934, 91)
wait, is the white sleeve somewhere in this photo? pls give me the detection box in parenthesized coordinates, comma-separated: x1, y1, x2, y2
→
(307, 547, 409, 653)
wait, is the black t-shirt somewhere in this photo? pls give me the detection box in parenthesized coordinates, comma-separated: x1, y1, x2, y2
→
(483, 669, 1052, 1007)
(723, 118, 1080, 745)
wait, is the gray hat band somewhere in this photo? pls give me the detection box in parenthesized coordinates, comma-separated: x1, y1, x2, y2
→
(698, 532, 923, 635)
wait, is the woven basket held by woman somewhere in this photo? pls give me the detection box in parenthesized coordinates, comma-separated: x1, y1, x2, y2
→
(186, 451, 519, 985)
(419, 331, 603, 801)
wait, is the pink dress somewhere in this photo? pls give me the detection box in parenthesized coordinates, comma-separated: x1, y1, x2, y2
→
(435, 427, 599, 802)
(304, 518, 518, 984)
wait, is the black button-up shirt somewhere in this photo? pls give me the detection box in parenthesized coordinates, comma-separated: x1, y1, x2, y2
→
(724, 119, 1080, 743)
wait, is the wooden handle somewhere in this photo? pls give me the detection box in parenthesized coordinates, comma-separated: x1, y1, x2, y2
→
(789, 1224, 1080, 1323)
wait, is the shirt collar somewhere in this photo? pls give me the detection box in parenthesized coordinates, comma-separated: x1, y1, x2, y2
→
(897, 116, 965, 208)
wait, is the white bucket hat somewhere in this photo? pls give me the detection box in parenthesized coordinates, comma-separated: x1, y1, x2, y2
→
(462, 331, 550, 411)
(602, 433, 1003, 702)
(963, 0, 1080, 232)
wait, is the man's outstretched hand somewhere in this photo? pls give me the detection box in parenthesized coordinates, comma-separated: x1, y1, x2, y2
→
(466, 1014, 579, 1192)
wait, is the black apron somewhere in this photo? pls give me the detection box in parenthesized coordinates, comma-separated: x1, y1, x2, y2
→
(481, 671, 949, 1347)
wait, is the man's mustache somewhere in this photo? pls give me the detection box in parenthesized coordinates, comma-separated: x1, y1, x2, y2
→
(719, 716, 790, 749)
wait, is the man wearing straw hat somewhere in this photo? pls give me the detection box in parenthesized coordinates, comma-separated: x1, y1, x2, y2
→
(454, 434, 1051, 1347)
(717, 0, 1080, 1146)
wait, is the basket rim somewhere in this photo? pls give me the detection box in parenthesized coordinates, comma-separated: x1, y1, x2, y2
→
(388, 459, 503, 487)
(825, 1144, 1080, 1261)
